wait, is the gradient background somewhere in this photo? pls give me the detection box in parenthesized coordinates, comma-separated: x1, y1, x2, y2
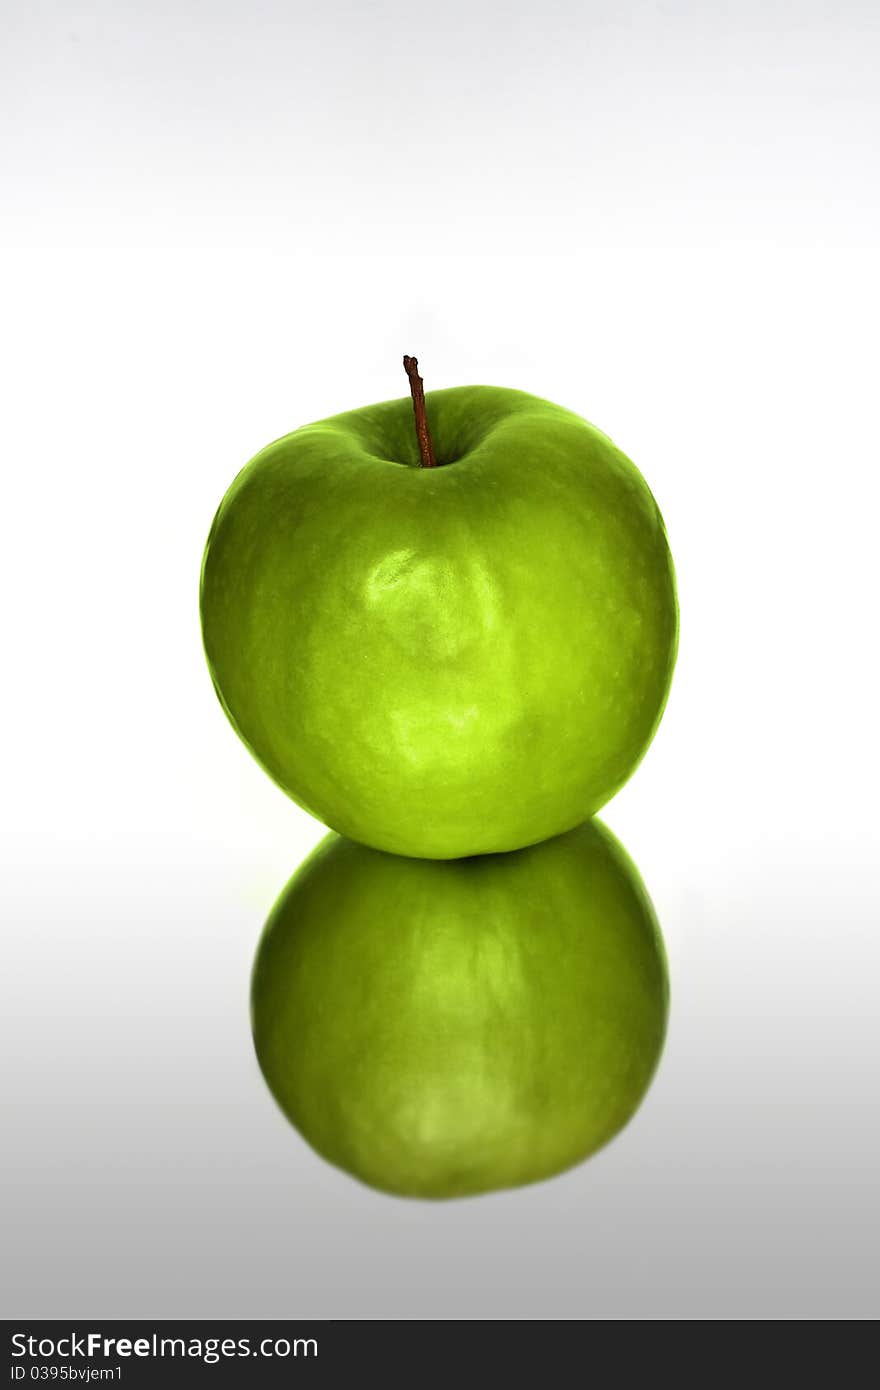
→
(2, 0, 879, 1320)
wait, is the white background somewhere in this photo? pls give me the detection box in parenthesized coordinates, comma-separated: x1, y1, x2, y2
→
(2, 0, 879, 1317)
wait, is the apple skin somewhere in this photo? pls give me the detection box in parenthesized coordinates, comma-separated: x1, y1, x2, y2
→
(251, 818, 669, 1199)
(201, 385, 678, 859)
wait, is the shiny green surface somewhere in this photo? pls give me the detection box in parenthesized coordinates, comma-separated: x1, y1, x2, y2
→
(201, 385, 678, 858)
(251, 820, 669, 1199)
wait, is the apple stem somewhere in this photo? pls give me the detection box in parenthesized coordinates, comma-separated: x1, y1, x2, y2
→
(403, 355, 438, 468)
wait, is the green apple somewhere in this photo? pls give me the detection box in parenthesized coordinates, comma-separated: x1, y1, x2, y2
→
(251, 818, 669, 1199)
(201, 370, 678, 858)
